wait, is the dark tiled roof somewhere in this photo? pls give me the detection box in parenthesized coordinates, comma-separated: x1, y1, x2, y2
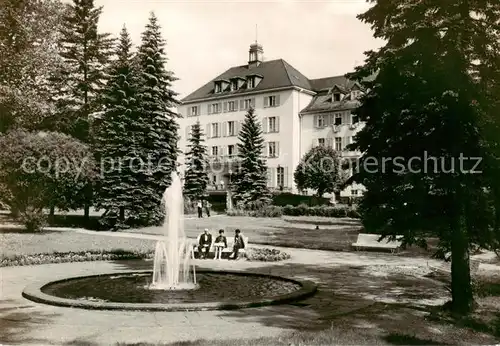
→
(301, 73, 377, 113)
(300, 93, 361, 113)
(181, 59, 312, 103)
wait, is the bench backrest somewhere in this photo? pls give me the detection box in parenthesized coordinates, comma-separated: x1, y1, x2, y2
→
(355, 233, 402, 246)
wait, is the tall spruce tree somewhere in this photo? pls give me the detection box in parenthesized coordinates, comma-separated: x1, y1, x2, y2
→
(93, 26, 138, 229)
(233, 107, 271, 208)
(130, 12, 180, 226)
(347, 0, 500, 314)
(183, 121, 209, 202)
(49, 0, 114, 142)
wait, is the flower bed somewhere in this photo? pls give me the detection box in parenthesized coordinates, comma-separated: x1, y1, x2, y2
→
(244, 248, 291, 262)
(0, 249, 154, 267)
(1, 247, 291, 267)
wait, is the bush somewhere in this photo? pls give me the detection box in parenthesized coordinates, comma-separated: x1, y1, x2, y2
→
(227, 205, 283, 217)
(244, 248, 291, 262)
(282, 204, 360, 218)
(272, 192, 329, 207)
(19, 207, 47, 232)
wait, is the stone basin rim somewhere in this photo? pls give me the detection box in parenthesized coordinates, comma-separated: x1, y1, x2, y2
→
(22, 269, 318, 311)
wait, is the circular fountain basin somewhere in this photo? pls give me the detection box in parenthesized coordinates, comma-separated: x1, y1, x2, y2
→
(22, 270, 317, 311)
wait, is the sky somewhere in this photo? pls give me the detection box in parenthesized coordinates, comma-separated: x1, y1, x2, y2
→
(95, 0, 384, 99)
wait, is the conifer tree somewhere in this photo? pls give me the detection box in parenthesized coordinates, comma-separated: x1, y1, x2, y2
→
(130, 12, 180, 226)
(183, 121, 209, 202)
(93, 26, 138, 229)
(233, 107, 271, 208)
(347, 0, 500, 314)
(49, 0, 114, 142)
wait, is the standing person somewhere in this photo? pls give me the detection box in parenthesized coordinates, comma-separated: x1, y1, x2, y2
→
(204, 200, 211, 217)
(197, 200, 203, 218)
(229, 229, 245, 260)
(197, 228, 212, 259)
(213, 229, 227, 260)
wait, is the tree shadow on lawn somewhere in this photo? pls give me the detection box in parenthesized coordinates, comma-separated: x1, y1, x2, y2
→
(112, 260, 497, 344)
(0, 303, 102, 346)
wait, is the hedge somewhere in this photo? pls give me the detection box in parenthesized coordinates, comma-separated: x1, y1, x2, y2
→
(272, 193, 330, 207)
(227, 204, 360, 218)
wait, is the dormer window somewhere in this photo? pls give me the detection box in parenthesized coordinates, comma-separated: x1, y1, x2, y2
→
(333, 93, 341, 102)
(232, 81, 238, 91)
(352, 90, 361, 99)
(247, 77, 255, 89)
(215, 82, 222, 93)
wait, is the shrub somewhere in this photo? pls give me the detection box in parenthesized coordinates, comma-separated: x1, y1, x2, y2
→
(227, 205, 283, 217)
(18, 207, 47, 232)
(272, 192, 330, 206)
(282, 204, 360, 218)
(244, 248, 291, 262)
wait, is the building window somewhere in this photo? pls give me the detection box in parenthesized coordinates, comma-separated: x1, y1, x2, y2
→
(244, 98, 252, 109)
(335, 137, 342, 151)
(277, 166, 284, 187)
(228, 145, 235, 156)
(211, 123, 219, 137)
(333, 93, 341, 102)
(215, 83, 222, 93)
(228, 101, 236, 112)
(352, 90, 361, 99)
(212, 175, 217, 184)
(247, 77, 255, 89)
(317, 115, 325, 128)
(352, 189, 358, 196)
(318, 138, 325, 147)
(190, 106, 198, 116)
(211, 146, 218, 156)
(352, 114, 359, 124)
(268, 117, 277, 132)
(335, 113, 342, 125)
(210, 103, 220, 114)
(232, 81, 238, 91)
(228, 121, 235, 136)
(268, 142, 277, 157)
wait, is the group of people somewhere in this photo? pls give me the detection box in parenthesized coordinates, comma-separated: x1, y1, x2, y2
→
(197, 200, 211, 218)
(197, 228, 245, 260)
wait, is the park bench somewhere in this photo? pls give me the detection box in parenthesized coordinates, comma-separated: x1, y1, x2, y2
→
(352, 233, 403, 253)
(193, 234, 249, 259)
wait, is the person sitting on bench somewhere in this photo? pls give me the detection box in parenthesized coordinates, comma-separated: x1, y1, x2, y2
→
(229, 229, 244, 260)
(198, 229, 212, 259)
(213, 229, 227, 260)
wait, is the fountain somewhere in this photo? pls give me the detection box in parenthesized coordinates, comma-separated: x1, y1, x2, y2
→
(150, 171, 197, 290)
(22, 171, 317, 311)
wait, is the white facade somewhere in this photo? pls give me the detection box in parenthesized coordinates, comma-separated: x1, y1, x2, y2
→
(178, 87, 314, 193)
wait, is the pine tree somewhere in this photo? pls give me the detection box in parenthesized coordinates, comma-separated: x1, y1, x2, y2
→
(347, 0, 500, 314)
(183, 121, 209, 202)
(93, 26, 138, 229)
(233, 107, 271, 209)
(129, 12, 180, 226)
(49, 0, 114, 142)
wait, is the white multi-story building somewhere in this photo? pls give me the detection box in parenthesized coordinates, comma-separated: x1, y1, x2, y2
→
(178, 42, 367, 201)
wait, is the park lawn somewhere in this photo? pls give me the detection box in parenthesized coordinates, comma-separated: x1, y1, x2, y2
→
(0, 229, 156, 257)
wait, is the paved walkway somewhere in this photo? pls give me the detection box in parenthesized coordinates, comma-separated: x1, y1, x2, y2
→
(1, 229, 499, 345)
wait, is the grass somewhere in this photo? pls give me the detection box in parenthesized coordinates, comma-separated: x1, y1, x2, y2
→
(0, 229, 156, 257)
(1, 214, 439, 259)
